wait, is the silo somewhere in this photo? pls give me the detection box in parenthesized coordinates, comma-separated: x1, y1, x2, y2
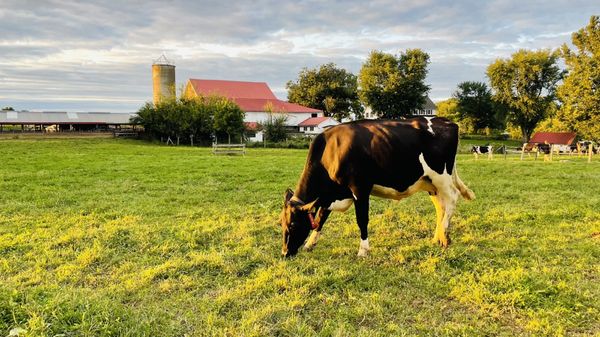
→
(152, 54, 176, 105)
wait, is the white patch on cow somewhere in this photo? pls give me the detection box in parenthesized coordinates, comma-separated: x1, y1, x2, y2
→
(357, 238, 370, 257)
(424, 117, 435, 135)
(327, 198, 353, 212)
(304, 231, 321, 251)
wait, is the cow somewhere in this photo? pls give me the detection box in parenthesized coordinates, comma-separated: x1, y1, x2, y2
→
(280, 117, 475, 258)
(471, 145, 493, 159)
(534, 143, 551, 155)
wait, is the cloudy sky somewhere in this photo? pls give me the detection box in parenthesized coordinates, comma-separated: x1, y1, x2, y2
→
(0, 1, 597, 112)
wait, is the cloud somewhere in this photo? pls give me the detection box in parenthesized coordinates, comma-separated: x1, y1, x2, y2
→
(0, 0, 596, 111)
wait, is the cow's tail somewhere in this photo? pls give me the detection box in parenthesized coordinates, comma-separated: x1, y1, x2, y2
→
(452, 166, 475, 201)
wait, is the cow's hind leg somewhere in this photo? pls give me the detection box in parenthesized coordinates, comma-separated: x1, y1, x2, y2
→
(431, 177, 459, 248)
(354, 197, 371, 257)
(304, 209, 331, 251)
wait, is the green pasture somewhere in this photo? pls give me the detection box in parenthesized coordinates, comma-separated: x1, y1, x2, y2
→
(0, 138, 598, 336)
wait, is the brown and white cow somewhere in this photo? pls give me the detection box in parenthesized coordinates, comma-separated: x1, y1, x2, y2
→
(280, 117, 474, 257)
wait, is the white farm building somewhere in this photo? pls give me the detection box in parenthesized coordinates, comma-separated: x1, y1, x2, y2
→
(183, 79, 338, 141)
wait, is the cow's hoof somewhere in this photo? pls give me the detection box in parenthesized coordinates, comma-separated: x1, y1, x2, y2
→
(357, 248, 369, 257)
(433, 234, 451, 248)
(304, 232, 320, 251)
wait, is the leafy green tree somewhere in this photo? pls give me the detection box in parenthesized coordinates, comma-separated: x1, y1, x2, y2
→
(436, 98, 460, 121)
(132, 95, 244, 145)
(181, 97, 214, 142)
(358, 49, 430, 118)
(487, 49, 562, 142)
(453, 81, 502, 132)
(287, 63, 362, 121)
(213, 97, 245, 143)
(436, 98, 475, 134)
(557, 16, 600, 141)
(263, 113, 288, 143)
(2, 106, 15, 111)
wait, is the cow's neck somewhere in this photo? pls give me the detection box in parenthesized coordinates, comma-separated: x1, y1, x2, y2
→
(294, 164, 321, 205)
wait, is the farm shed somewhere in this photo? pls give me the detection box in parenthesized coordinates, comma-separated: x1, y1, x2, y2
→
(529, 132, 577, 146)
(0, 110, 136, 132)
(521, 132, 577, 160)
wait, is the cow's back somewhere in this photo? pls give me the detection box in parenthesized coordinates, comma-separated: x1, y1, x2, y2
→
(314, 117, 459, 191)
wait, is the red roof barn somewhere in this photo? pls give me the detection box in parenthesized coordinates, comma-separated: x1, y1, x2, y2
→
(184, 79, 320, 114)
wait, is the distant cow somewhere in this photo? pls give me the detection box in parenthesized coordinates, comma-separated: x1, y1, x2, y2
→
(471, 145, 493, 159)
(280, 117, 475, 257)
(534, 143, 551, 154)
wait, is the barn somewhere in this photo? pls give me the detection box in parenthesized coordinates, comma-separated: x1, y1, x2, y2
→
(183, 79, 330, 141)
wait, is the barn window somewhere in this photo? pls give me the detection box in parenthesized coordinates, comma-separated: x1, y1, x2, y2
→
(311, 113, 318, 118)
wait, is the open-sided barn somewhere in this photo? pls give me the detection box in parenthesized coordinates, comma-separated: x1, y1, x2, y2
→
(0, 110, 136, 132)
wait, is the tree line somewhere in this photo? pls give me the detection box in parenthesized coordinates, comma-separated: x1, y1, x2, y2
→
(132, 96, 245, 145)
(135, 16, 599, 144)
(287, 16, 600, 142)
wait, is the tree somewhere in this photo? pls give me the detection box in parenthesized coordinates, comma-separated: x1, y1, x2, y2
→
(358, 49, 430, 119)
(287, 63, 362, 121)
(487, 49, 562, 142)
(436, 98, 459, 121)
(453, 81, 502, 132)
(213, 97, 245, 143)
(263, 113, 288, 143)
(557, 15, 600, 141)
(132, 95, 244, 145)
(2, 107, 15, 111)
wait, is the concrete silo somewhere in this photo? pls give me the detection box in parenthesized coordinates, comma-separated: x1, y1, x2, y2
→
(152, 54, 176, 105)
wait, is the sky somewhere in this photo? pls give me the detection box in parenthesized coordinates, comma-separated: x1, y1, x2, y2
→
(0, 1, 597, 112)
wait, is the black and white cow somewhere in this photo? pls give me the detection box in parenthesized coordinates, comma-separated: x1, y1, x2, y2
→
(280, 117, 475, 257)
(471, 145, 493, 159)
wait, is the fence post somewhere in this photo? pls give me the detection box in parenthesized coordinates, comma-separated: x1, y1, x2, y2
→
(589, 143, 593, 163)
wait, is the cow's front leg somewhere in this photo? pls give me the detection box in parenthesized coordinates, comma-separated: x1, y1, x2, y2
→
(304, 209, 331, 251)
(354, 197, 370, 257)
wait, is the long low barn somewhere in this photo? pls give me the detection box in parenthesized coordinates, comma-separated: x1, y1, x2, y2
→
(0, 111, 136, 131)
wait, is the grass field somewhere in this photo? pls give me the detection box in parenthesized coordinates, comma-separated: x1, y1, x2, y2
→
(1, 138, 599, 336)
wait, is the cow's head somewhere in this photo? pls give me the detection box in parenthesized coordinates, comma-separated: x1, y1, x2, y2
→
(280, 188, 317, 257)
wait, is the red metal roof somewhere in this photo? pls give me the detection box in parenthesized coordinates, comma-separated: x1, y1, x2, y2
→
(298, 117, 331, 127)
(233, 98, 320, 113)
(189, 79, 276, 99)
(529, 132, 577, 145)
(188, 79, 321, 113)
(244, 122, 260, 131)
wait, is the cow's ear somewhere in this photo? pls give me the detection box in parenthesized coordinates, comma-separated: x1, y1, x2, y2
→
(284, 188, 294, 203)
(298, 198, 318, 213)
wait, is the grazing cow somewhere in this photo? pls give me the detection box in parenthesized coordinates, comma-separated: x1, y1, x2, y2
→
(471, 145, 493, 159)
(280, 117, 475, 257)
(534, 143, 551, 154)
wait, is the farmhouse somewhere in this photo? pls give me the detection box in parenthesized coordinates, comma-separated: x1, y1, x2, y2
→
(183, 79, 333, 141)
(363, 96, 437, 119)
(298, 117, 339, 134)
